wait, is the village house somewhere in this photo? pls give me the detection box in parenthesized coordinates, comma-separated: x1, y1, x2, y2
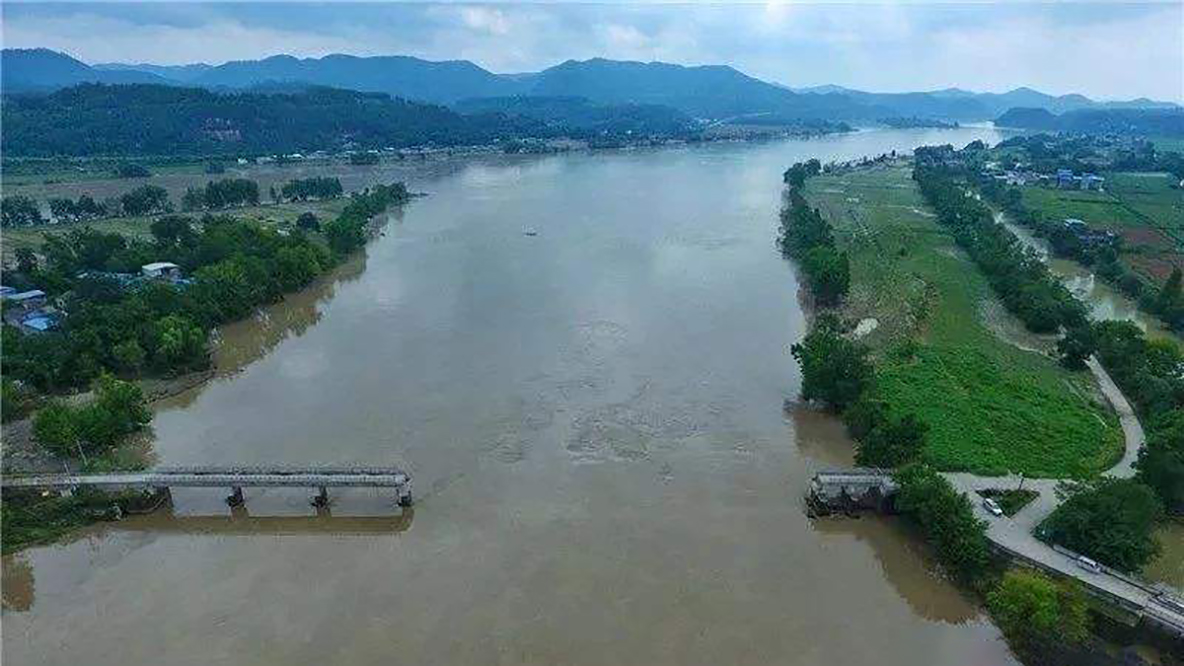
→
(141, 262, 182, 280)
(1, 288, 62, 334)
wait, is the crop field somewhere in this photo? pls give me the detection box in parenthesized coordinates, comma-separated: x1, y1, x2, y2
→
(1020, 173, 1183, 282)
(1, 198, 351, 262)
(804, 164, 1122, 477)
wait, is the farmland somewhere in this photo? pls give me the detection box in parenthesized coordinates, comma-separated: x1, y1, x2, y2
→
(1020, 171, 1184, 282)
(804, 163, 1121, 477)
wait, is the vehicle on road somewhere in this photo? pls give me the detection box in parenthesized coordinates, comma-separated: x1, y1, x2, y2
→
(982, 497, 1004, 517)
(1076, 556, 1103, 574)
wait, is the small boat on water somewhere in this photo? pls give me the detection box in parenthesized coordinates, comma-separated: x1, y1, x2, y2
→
(523, 229, 539, 236)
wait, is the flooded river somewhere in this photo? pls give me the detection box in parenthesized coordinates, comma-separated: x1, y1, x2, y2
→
(3, 129, 1021, 665)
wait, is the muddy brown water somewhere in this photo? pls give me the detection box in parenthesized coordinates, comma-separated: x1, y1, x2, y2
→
(3, 129, 1022, 665)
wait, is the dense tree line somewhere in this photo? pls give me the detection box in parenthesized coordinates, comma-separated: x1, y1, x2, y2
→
(778, 161, 849, 306)
(322, 182, 410, 255)
(1083, 320, 1184, 515)
(181, 178, 260, 211)
(113, 163, 151, 178)
(912, 155, 1087, 334)
(2, 181, 411, 393)
(280, 177, 343, 202)
(893, 464, 991, 583)
(48, 194, 107, 223)
(118, 184, 171, 216)
(1, 194, 44, 227)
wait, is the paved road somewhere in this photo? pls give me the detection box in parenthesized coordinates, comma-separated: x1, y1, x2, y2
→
(943, 358, 1184, 634)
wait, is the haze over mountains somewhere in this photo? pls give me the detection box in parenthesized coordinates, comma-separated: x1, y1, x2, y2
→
(3, 47, 1179, 125)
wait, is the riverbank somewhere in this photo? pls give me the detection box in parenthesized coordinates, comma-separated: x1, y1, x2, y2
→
(800, 160, 1121, 476)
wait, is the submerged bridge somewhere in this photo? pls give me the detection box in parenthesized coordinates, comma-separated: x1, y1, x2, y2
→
(1, 466, 413, 508)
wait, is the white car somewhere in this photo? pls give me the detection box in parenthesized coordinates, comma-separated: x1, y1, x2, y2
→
(1076, 556, 1103, 574)
(982, 498, 1004, 517)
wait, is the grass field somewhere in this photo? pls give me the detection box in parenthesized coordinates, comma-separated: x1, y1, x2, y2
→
(1, 198, 350, 262)
(1019, 174, 1184, 282)
(804, 164, 1122, 477)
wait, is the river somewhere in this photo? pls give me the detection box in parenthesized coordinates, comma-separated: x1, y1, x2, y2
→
(2, 129, 1021, 666)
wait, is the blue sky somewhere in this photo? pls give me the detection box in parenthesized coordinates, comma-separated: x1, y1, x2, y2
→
(3, 2, 1181, 100)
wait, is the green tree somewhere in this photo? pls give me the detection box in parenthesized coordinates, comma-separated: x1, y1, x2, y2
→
(1136, 409, 1184, 514)
(1156, 267, 1183, 314)
(323, 216, 366, 255)
(152, 315, 207, 370)
(112, 339, 146, 374)
(988, 570, 1089, 649)
(32, 402, 79, 456)
(296, 212, 320, 231)
(1039, 478, 1163, 572)
(790, 315, 873, 412)
(802, 246, 850, 305)
(73, 374, 151, 451)
(1057, 324, 1096, 370)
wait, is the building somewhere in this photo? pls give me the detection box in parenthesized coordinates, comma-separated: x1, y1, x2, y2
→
(2, 289, 47, 311)
(1080, 174, 1105, 191)
(141, 262, 182, 280)
(1056, 169, 1081, 189)
(1, 289, 60, 334)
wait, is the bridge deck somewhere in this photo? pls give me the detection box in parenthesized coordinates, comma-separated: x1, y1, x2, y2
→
(1, 466, 410, 490)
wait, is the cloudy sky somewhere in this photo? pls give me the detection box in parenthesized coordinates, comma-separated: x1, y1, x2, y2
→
(3, 1, 1182, 101)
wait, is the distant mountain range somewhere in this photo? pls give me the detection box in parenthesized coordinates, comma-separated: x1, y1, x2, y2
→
(3, 48, 1179, 124)
(996, 107, 1184, 136)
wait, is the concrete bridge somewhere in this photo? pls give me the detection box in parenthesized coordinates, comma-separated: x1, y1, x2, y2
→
(0, 465, 413, 508)
(807, 468, 1184, 639)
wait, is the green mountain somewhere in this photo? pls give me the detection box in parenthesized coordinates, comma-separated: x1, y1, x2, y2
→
(190, 54, 520, 104)
(995, 107, 1184, 136)
(1, 48, 171, 91)
(1, 83, 551, 157)
(6, 49, 1178, 123)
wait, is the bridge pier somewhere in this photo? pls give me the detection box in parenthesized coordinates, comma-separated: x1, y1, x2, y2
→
(226, 486, 245, 507)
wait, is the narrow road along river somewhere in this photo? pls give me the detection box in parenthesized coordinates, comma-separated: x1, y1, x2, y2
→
(3, 129, 1021, 666)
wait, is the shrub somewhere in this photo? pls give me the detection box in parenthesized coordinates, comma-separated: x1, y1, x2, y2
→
(855, 413, 928, 467)
(988, 569, 1089, 649)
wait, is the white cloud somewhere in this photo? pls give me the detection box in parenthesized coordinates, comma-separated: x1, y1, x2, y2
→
(1, 2, 1179, 100)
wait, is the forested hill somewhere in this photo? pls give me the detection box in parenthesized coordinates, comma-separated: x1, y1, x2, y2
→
(453, 95, 696, 135)
(1, 84, 552, 157)
(995, 107, 1184, 137)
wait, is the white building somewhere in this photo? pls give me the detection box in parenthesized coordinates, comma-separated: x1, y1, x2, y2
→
(142, 262, 182, 280)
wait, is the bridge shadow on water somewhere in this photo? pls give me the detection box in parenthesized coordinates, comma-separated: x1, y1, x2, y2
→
(1, 498, 414, 613)
(119, 501, 416, 536)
